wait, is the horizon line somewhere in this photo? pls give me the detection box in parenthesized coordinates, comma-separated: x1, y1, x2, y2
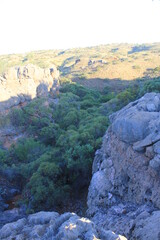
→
(1, 41, 160, 57)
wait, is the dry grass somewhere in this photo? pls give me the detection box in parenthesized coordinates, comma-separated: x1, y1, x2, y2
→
(0, 43, 160, 90)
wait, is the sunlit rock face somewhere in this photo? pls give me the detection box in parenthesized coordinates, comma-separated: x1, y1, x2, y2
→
(0, 64, 59, 112)
(87, 93, 160, 239)
(0, 211, 126, 240)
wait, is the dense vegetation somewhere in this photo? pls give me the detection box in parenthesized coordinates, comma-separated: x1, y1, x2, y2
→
(1, 41, 160, 213)
(0, 77, 159, 212)
(0, 75, 160, 213)
(0, 83, 109, 211)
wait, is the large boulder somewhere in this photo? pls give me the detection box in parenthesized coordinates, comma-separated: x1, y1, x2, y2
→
(111, 93, 160, 143)
(0, 211, 126, 240)
(87, 93, 160, 239)
(0, 64, 60, 112)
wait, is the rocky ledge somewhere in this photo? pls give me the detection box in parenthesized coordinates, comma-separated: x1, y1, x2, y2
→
(0, 211, 126, 240)
(0, 64, 59, 112)
(87, 93, 160, 239)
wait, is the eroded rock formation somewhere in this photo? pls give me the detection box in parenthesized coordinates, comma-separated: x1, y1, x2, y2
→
(0, 211, 126, 240)
(87, 93, 160, 239)
(0, 64, 59, 112)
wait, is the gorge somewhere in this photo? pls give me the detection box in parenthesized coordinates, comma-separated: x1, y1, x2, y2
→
(0, 89, 160, 239)
(0, 51, 160, 239)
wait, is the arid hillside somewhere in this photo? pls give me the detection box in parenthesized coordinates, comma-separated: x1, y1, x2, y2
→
(1, 43, 160, 90)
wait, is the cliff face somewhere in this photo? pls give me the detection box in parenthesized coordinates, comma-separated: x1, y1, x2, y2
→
(87, 93, 160, 239)
(0, 64, 59, 112)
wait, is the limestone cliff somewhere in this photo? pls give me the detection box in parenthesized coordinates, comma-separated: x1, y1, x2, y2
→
(87, 93, 160, 239)
(0, 64, 59, 112)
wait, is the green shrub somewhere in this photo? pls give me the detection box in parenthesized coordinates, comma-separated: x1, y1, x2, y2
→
(141, 79, 160, 94)
(0, 148, 7, 168)
(10, 108, 26, 127)
(4, 83, 109, 211)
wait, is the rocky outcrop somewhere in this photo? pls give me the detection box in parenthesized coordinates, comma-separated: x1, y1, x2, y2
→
(0, 208, 26, 230)
(0, 64, 59, 112)
(87, 93, 160, 239)
(0, 211, 126, 240)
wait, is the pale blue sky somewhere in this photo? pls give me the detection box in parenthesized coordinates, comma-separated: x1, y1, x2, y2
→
(0, 0, 160, 54)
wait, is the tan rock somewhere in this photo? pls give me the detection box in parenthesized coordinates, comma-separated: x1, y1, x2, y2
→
(0, 64, 60, 112)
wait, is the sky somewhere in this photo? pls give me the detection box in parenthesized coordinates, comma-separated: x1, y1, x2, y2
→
(0, 0, 160, 55)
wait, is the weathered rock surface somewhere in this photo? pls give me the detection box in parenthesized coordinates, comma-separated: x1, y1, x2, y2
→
(88, 93, 160, 239)
(0, 211, 126, 240)
(132, 211, 160, 240)
(0, 208, 26, 229)
(0, 64, 59, 112)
